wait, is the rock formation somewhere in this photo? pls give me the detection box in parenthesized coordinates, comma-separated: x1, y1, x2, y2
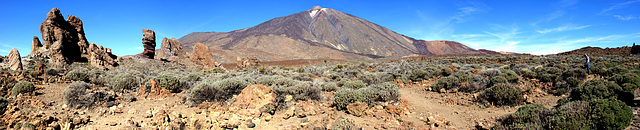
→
(141, 29, 156, 59)
(33, 8, 118, 69)
(8, 48, 23, 71)
(190, 43, 221, 69)
(156, 37, 188, 61)
(236, 56, 260, 69)
(30, 36, 44, 58)
(0, 55, 4, 63)
(632, 43, 639, 55)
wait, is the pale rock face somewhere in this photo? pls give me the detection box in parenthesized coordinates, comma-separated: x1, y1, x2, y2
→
(8, 48, 23, 71)
(236, 56, 260, 69)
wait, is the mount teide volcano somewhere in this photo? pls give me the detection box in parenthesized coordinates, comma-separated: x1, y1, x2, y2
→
(179, 6, 485, 63)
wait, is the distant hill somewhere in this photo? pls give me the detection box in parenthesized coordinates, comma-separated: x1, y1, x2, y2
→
(558, 46, 632, 56)
(179, 6, 490, 63)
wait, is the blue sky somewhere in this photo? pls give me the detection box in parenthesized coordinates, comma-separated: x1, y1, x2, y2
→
(1, 0, 638, 56)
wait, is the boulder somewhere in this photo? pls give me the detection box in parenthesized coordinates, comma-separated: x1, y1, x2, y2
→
(0, 55, 4, 63)
(156, 37, 188, 61)
(236, 56, 260, 69)
(232, 84, 276, 109)
(35, 8, 118, 69)
(190, 43, 221, 69)
(140, 29, 156, 59)
(7, 48, 23, 71)
(346, 101, 368, 117)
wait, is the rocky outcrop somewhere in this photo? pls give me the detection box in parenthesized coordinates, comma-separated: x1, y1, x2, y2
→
(190, 43, 221, 69)
(8, 48, 23, 71)
(156, 37, 188, 61)
(0, 55, 4, 63)
(30, 36, 44, 58)
(632, 43, 639, 55)
(141, 29, 156, 59)
(232, 84, 276, 109)
(34, 8, 118, 69)
(236, 56, 259, 69)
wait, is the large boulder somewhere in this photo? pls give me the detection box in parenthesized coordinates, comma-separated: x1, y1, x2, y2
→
(156, 37, 188, 61)
(236, 56, 260, 69)
(232, 84, 276, 109)
(7, 48, 23, 71)
(190, 43, 221, 69)
(35, 8, 118, 69)
(140, 29, 156, 59)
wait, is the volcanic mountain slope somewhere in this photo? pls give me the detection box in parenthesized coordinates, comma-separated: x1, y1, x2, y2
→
(180, 6, 485, 63)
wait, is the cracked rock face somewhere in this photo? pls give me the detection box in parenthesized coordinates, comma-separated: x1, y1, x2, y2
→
(141, 29, 156, 59)
(190, 43, 221, 69)
(8, 48, 23, 71)
(156, 37, 188, 61)
(34, 8, 118, 69)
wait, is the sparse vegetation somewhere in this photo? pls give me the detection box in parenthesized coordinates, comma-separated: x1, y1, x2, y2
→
(12, 81, 35, 96)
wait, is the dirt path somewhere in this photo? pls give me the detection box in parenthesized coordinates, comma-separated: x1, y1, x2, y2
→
(399, 87, 517, 129)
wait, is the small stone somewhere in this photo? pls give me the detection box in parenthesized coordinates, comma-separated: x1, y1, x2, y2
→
(107, 122, 117, 126)
(246, 121, 256, 128)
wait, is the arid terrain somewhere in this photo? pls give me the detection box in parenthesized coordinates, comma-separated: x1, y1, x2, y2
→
(0, 6, 638, 130)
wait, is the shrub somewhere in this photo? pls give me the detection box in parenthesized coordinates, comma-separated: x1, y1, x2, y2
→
(430, 76, 459, 92)
(332, 118, 356, 130)
(499, 69, 519, 83)
(561, 68, 587, 80)
(493, 104, 547, 129)
(342, 80, 366, 89)
(110, 73, 139, 92)
(609, 72, 640, 93)
(64, 81, 114, 108)
(479, 68, 501, 78)
(320, 82, 338, 91)
(292, 73, 314, 81)
(590, 99, 633, 130)
(12, 81, 35, 96)
(154, 74, 184, 92)
(490, 76, 508, 85)
(333, 88, 363, 110)
(441, 67, 453, 76)
(181, 72, 202, 82)
(64, 69, 90, 82)
(368, 82, 400, 102)
(189, 78, 252, 104)
(546, 101, 593, 129)
(189, 81, 216, 104)
(358, 73, 380, 85)
(410, 67, 437, 82)
(481, 83, 523, 106)
(274, 81, 323, 101)
(570, 79, 631, 103)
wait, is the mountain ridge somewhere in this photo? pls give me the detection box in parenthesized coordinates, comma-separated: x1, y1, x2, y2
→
(179, 6, 488, 63)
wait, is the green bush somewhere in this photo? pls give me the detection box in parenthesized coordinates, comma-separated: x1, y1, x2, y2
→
(189, 81, 216, 104)
(368, 82, 400, 102)
(111, 73, 139, 92)
(181, 72, 202, 82)
(332, 88, 363, 110)
(358, 73, 380, 85)
(481, 83, 523, 106)
(320, 82, 338, 91)
(274, 81, 323, 101)
(570, 79, 631, 103)
(430, 76, 459, 92)
(546, 101, 593, 129)
(64, 69, 90, 82)
(189, 78, 251, 104)
(292, 73, 314, 81)
(12, 81, 35, 96)
(64, 81, 114, 108)
(493, 104, 547, 129)
(609, 72, 640, 93)
(342, 80, 366, 89)
(154, 74, 184, 92)
(499, 69, 519, 83)
(490, 76, 508, 85)
(441, 67, 453, 76)
(410, 67, 439, 82)
(590, 99, 633, 130)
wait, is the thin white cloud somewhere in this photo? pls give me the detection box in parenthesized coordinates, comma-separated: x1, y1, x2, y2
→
(614, 15, 640, 20)
(536, 25, 592, 34)
(0, 49, 9, 54)
(450, 2, 489, 23)
(598, 0, 640, 15)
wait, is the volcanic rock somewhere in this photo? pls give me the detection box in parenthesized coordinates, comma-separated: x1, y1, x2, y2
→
(141, 29, 156, 59)
(346, 101, 368, 117)
(190, 43, 221, 69)
(236, 56, 260, 69)
(232, 84, 276, 109)
(30, 36, 44, 58)
(632, 43, 639, 55)
(156, 37, 188, 61)
(0, 55, 4, 63)
(7, 48, 23, 71)
(35, 8, 118, 69)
